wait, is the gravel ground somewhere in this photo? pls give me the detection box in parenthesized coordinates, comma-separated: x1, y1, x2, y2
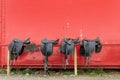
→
(0, 74, 120, 80)
(0, 69, 120, 80)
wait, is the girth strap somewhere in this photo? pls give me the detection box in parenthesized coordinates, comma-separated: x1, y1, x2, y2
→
(44, 50, 49, 74)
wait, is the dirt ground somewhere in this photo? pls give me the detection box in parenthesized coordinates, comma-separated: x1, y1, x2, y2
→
(0, 73, 120, 80)
(0, 69, 120, 80)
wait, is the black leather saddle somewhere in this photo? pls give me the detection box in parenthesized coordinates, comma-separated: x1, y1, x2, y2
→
(40, 39, 59, 56)
(40, 38, 59, 74)
(8, 38, 39, 60)
(60, 38, 80, 69)
(80, 37, 102, 66)
(60, 37, 80, 59)
(8, 38, 30, 60)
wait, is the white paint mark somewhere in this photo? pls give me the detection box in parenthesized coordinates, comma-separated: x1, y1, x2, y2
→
(80, 29, 83, 38)
(66, 22, 70, 28)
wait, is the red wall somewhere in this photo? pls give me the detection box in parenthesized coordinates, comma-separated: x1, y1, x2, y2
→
(0, 0, 120, 68)
(0, 9, 1, 66)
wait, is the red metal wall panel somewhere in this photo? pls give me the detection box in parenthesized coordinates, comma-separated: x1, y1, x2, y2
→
(0, 0, 2, 66)
(5, 0, 120, 44)
(1, 0, 120, 68)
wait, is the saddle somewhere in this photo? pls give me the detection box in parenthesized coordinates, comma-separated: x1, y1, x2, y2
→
(80, 37, 102, 66)
(8, 38, 39, 60)
(60, 38, 80, 69)
(8, 38, 30, 60)
(40, 38, 59, 74)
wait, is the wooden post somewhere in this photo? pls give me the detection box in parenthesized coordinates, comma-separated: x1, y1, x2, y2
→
(74, 47, 77, 75)
(7, 50, 10, 76)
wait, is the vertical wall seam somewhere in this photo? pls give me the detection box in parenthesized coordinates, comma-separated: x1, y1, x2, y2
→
(1, 0, 6, 67)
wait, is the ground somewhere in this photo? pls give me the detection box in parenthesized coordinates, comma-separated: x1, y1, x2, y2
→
(0, 74, 120, 80)
(0, 69, 120, 80)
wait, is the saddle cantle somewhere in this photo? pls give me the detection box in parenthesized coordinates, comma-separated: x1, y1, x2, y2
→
(80, 37, 102, 66)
